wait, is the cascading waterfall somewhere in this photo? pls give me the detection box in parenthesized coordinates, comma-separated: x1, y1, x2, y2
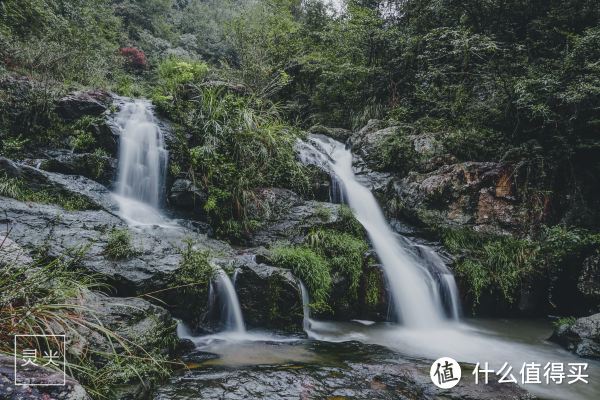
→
(113, 98, 168, 225)
(211, 268, 246, 333)
(298, 134, 461, 327)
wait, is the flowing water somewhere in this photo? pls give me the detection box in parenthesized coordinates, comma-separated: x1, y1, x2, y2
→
(113, 98, 169, 226)
(212, 268, 246, 333)
(296, 134, 599, 400)
(297, 134, 458, 327)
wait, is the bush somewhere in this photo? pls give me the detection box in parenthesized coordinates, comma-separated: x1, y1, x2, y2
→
(104, 228, 138, 260)
(119, 47, 148, 71)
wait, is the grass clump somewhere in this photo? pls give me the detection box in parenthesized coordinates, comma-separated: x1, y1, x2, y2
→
(442, 228, 539, 304)
(307, 229, 368, 297)
(0, 173, 95, 211)
(0, 239, 173, 399)
(104, 228, 138, 261)
(553, 316, 577, 329)
(175, 240, 215, 289)
(271, 245, 331, 307)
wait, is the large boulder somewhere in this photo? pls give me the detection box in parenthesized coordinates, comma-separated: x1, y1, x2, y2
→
(551, 313, 600, 359)
(56, 90, 112, 121)
(0, 356, 90, 400)
(232, 255, 304, 331)
(38, 150, 117, 184)
(244, 188, 345, 246)
(168, 178, 208, 215)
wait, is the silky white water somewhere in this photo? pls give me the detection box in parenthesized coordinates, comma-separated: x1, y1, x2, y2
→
(299, 135, 452, 327)
(113, 99, 168, 226)
(213, 268, 246, 333)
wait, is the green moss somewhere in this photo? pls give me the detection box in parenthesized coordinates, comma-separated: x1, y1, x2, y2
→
(0, 173, 96, 210)
(104, 228, 138, 260)
(553, 316, 577, 329)
(336, 205, 365, 237)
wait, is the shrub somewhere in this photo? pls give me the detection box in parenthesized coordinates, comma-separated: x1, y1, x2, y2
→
(174, 240, 215, 289)
(119, 47, 148, 70)
(104, 228, 138, 260)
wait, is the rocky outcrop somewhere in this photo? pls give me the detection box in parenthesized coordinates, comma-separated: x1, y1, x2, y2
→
(0, 356, 90, 400)
(168, 178, 207, 215)
(387, 161, 525, 235)
(232, 255, 304, 331)
(309, 124, 352, 142)
(551, 313, 600, 359)
(38, 150, 117, 184)
(245, 188, 344, 246)
(56, 90, 112, 121)
(154, 341, 533, 400)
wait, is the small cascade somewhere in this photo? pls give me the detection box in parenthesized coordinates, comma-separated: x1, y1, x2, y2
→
(211, 268, 246, 333)
(299, 281, 312, 332)
(297, 134, 462, 327)
(112, 98, 168, 225)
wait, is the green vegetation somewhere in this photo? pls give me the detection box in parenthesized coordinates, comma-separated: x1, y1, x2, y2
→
(271, 245, 331, 307)
(0, 173, 95, 211)
(104, 228, 138, 260)
(0, 242, 172, 399)
(443, 226, 600, 307)
(271, 224, 369, 310)
(553, 316, 577, 329)
(173, 240, 215, 290)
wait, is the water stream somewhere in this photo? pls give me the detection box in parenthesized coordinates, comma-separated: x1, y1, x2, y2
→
(112, 98, 169, 226)
(298, 134, 459, 327)
(212, 267, 246, 333)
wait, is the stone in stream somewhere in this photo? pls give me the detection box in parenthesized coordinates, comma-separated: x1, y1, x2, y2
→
(154, 341, 533, 400)
(551, 313, 600, 360)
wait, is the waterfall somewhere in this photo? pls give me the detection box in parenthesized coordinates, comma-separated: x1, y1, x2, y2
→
(298, 134, 461, 328)
(211, 268, 246, 333)
(299, 281, 312, 332)
(113, 99, 168, 225)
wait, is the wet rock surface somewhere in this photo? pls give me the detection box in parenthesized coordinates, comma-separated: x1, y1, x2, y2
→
(246, 188, 344, 246)
(387, 161, 524, 234)
(38, 150, 117, 184)
(154, 341, 533, 400)
(232, 255, 304, 331)
(56, 90, 112, 121)
(0, 355, 91, 400)
(552, 313, 600, 360)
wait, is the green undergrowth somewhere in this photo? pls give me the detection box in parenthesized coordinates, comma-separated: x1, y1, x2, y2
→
(0, 240, 174, 399)
(442, 226, 600, 308)
(0, 173, 96, 210)
(270, 215, 369, 313)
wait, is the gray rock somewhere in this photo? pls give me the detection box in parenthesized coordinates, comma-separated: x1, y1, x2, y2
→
(38, 150, 117, 185)
(168, 178, 208, 214)
(56, 90, 112, 121)
(308, 125, 353, 142)
(232, 255, 304, 331)
(0, 196, 232, 327)
(70, 291, 178, 357)
(154, 341, 533, 400)
(552, 313, 600, 359)
(0, 355, 90, 399)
